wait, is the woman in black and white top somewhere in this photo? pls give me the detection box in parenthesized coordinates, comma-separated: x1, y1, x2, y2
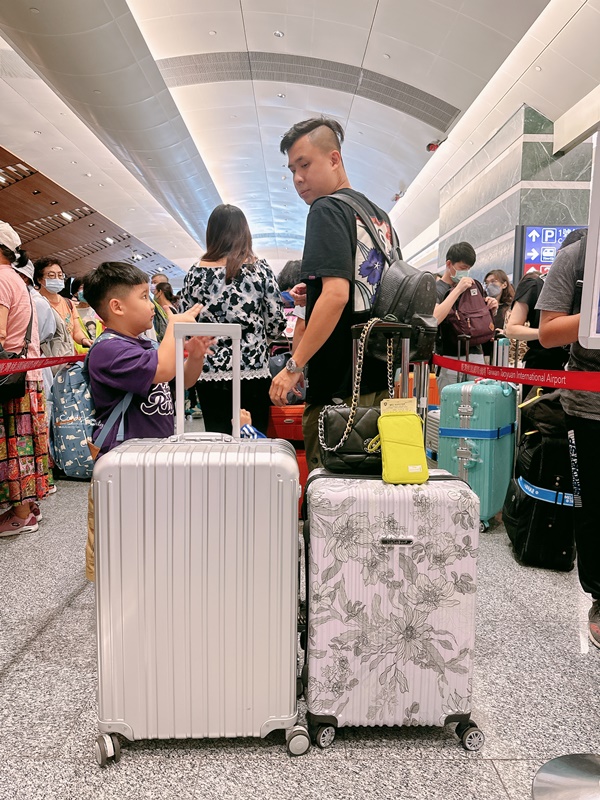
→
(180, 204, 286, 434)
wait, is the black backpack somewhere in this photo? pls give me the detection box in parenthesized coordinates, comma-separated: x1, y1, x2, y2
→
(330, 193, 438, 362)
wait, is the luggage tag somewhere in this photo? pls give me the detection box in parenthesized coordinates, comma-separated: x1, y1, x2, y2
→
(380, 397, 417, 414)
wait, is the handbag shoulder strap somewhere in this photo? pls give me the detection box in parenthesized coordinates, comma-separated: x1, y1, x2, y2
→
(18, 291, 34, 356)
(330, 192, 401, 260)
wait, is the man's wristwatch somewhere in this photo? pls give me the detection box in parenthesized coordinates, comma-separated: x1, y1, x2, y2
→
(285, 357, 303, 374)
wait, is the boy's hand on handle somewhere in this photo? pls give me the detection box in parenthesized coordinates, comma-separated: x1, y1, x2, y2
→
(240, 409, 252, 427)
(185, 336, 215, 360)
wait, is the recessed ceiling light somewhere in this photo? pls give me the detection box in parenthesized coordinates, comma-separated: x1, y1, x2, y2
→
(230, 114, 238, 119)
(274, 30, 284, 37)
(129, 208, 135, 211)
(34, 130, 41, 135)
(32, 189, 41, 195)
(100, 229, 106, 233)
(88, 223, 95, 227)
(105, 237, 114, 244)
(468, 140, 474, 145)
(281, 175, 287, 180)
(52, 146, 63, 151)
(383, 53, 391, 59)
(71, 160, 77, 164)
(208, 30, 217, 35)
(93, 89, 101, 94)
(358, 131, 363, 135)
(98, 183, 104, 187)
(29, 7, 40, 13)
(61, 212, 73, 221)
(277, 93, 286, 98)
(50, 200, 58, 205)
(84, 172, 92, 177)
(535, 65, 542, 72)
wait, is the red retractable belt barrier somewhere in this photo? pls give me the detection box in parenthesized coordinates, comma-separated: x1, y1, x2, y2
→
(0, 354, 85, 375)
(432, 354, 600, 392)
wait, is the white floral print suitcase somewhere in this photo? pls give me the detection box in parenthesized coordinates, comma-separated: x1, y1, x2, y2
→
(303, 469, 485, 751)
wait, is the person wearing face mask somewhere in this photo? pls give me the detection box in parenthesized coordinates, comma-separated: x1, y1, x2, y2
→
(433, 242, 497, 391)
(481, 269, 515, 361)
(33, 258, 92, 352)
(70, 277, 104, 354)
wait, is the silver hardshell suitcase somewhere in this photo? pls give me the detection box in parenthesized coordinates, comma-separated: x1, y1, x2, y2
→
(93, 323, 310, 766)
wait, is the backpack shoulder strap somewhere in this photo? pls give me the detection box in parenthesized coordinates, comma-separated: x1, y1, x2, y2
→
(571, 235, 587, 314)
(329, 192, 400, 261)
(93, 392, 134, 450)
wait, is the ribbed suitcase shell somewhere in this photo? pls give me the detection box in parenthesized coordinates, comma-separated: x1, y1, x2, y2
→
(94, 436, 300, 742)
(425, 408, 440, 460)
(305, 472, 479, 729)
(438, 380, 516, 523)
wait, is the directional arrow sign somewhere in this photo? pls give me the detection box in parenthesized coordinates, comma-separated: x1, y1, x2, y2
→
(527, 248, 539, 260)
(528, 230, 540, 241)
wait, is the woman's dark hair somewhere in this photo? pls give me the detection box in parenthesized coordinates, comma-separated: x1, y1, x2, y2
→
(0, 243, 28, 270)
(484, 269, 514, 306)
(277, 260, 302, 291)
(203, 204, 254, 283)
(155, 281, 177, 304)
(33, 256, 63, 288)
(70, 278, 84, 296)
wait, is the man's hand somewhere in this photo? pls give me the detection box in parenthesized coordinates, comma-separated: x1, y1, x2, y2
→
(290, 283, 307, 307)
(269, 369, 303, 406)
(454, 277, 474, 295)
(485, 296, 499, 314)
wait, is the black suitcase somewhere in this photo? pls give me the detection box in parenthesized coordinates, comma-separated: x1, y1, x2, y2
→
(503, 432, 575, 572)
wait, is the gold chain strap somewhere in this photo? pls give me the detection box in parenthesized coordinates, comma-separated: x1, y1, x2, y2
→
(318, 318, 396, 453)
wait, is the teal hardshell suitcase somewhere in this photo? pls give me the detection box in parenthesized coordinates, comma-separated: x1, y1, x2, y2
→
(437, 379, 516, 530)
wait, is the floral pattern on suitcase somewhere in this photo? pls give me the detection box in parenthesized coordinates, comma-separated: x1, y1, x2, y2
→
(306, 477, 479, 728)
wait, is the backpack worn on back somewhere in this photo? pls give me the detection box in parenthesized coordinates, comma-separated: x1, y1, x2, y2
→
(445, 279, 495, 345)
(570, 232, 588, 315)
(330, 192, 438, 362)
(50, 332, 133, 479)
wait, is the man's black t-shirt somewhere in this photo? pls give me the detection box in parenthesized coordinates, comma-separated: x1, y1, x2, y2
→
(301, 188, 392, 404)
(512, 274, 567, 369)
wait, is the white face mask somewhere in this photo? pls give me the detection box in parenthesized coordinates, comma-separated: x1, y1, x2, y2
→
(45, 278, 65, 294)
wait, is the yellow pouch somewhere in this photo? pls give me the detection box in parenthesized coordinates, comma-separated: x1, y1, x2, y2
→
(376, 411, 429, 485)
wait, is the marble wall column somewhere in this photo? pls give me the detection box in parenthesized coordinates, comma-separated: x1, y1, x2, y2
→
(436, 106, 592, 282)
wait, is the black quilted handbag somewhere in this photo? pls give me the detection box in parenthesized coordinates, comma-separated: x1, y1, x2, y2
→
(318, 318, 403, 474)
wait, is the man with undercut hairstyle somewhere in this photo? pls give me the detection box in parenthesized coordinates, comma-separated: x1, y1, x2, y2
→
(269, 116, 394, 468)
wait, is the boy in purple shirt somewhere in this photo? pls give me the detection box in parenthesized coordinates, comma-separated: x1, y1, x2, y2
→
(84, 261, 213, 456)
(83, 262, 213, 580)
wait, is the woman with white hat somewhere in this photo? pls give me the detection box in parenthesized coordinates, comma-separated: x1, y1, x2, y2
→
(0, 221, 50, 535)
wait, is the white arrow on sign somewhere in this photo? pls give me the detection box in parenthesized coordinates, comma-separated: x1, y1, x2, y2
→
(527, 248, 539, 260)
(528, 230, 540, 241)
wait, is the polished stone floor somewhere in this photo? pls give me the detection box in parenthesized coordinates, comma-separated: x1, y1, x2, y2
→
(0, 475, 598, 800)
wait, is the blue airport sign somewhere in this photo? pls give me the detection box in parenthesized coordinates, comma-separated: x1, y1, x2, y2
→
(522, 225, 586, 274)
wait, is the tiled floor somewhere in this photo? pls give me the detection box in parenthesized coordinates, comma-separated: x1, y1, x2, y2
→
(0, 479, 598, 800)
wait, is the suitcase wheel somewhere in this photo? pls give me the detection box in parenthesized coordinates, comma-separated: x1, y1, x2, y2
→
(314, 724, 336, 750)
(479, 520, 490, 533)
(286, 725, 311, 756)
(455, 721, 485, 752)
(94, 733, 121, 767)
(296, 676, 304, 698)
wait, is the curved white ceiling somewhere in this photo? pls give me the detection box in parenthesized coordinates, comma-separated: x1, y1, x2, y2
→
(0, 0, 551, 269)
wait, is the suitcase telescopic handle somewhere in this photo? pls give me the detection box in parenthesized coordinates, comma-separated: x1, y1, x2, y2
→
(173, 322, 242, 437)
